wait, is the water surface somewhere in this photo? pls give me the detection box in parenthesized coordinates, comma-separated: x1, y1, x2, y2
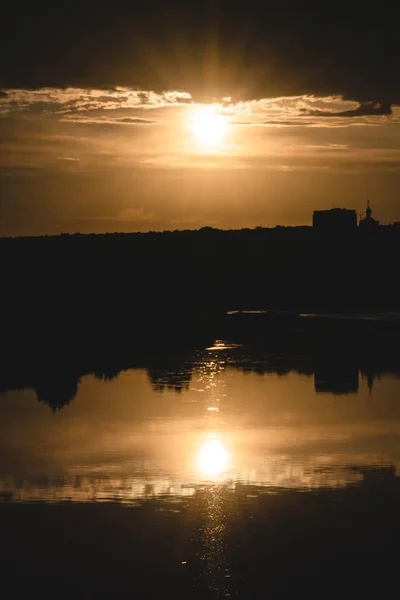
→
(1, 339, 399, 597)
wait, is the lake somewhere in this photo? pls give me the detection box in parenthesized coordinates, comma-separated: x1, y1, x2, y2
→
(1, 325, 399, 598)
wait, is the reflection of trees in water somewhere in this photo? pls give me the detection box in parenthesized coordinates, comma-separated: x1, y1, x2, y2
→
(9, 357, 400, 410)
(35, 375, 80, 411)
(314, 364, 360, 395)
(1, 318, 400, 410)
(93, 369, 121, 382)
(147, 366, 193, 393)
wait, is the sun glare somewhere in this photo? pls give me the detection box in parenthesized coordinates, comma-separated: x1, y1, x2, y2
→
(197, 437, 229, 478)
(189, 105, 227, 149)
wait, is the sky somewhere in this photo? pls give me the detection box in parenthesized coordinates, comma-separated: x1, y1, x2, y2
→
(1, 1, 399, 236)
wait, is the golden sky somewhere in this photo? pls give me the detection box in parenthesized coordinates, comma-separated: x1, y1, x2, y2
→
(1, 88, 399, 236)
(1, 3, 399, 235)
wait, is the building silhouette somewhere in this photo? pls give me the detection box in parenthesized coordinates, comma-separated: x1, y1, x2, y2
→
(312, 201, 382, 232)
(312, 208, 357, 232)
(359, 200, 379, 230)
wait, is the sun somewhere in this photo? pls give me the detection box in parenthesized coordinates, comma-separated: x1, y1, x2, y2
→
(197, 437, 229, 478)
(189, 105, 227, 149)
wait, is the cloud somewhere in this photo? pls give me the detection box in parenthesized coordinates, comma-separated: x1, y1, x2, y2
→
(392, 105, 400, 119)
(59, 116, 158, 125)
(79, 208, 156, 223)
(285, 144, 349, 151)
(301, 102, 392, 118)
(0, 87, 192, 117)
(1, 88, 398, 132)
(233, 120, 317, 128)
(116, 117, 157, 124)
(118, 208, 155, 222)
(225, 95, 397, 128)
(0, 4, 398, 107)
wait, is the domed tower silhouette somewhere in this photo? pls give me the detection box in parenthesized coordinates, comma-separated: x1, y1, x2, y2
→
(365, 199, 372, 220)
(359, 199, 379, 230)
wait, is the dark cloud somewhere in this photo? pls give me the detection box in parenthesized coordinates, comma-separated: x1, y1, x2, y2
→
(60, 116, 158, 125)
(115, 117, 157, 124)
(302, 102, 393, 118)
(235, 120, 316, 127)
(0, 1, 399, 105)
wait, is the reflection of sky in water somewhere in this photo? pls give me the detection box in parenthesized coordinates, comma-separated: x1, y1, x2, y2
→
(0, 341, 399, 503)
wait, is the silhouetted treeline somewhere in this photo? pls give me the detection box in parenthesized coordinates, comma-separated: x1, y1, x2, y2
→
(1, 226, 400, 349)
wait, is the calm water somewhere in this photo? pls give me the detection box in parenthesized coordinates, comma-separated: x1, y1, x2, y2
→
(1, 338, 399, 597)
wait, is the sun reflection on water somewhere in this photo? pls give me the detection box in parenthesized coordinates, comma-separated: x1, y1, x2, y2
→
(197, 436, 229, 479)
